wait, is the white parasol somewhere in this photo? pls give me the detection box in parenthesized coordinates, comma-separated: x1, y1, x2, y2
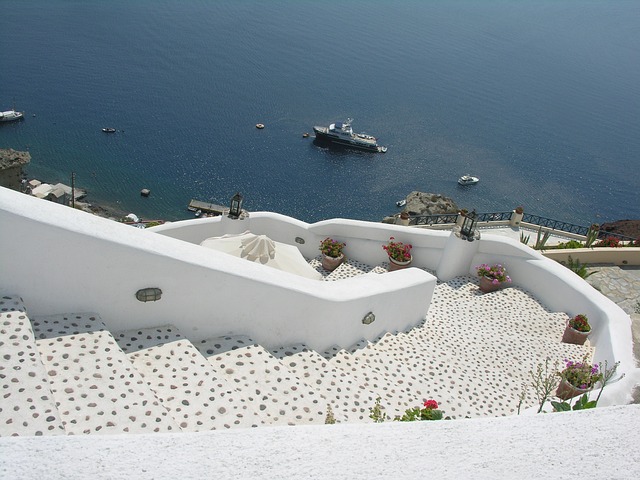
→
(201, 231, 322, 280)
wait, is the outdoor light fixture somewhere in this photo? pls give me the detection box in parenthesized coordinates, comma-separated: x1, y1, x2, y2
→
(229, 192, 243, 219)
(460, 209, 478, 241)
(135, 288, 162, 302)
(362, 312, 376, 325)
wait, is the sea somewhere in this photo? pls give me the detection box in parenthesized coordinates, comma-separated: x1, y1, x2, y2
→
(1, 0, 639, 225)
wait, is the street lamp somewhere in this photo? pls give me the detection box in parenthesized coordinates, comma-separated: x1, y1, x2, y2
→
(229, 192, 244, 219)
(460, 209, 477, 241)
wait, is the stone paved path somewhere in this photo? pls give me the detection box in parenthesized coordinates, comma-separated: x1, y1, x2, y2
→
(585, 265, 640, 402)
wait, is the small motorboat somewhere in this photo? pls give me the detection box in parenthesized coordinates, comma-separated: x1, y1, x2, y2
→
(396, 199, 406, 208)
(458, 175, 479, 185)
(102, 127, 116, 133)
(0, 109, 24, 122)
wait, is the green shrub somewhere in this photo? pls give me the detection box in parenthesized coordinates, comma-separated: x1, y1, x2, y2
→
(565, 256, 598, 279)
(556, 240, 584, 249)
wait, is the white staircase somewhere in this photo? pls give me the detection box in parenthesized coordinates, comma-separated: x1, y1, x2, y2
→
(0, 275, 596, 436)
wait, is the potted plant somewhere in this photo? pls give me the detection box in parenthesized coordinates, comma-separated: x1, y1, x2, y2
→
(556, 357, 603, 400)
(319, 237, 346, 271)
(383, 236, 412, 271)
(561, 313, 591, 345)
(475, 263, 511, 292)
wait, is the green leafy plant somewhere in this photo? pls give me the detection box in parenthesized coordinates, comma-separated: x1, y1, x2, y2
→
(585, 224, 600, 248)
(395, 399, 444, 422)
(369, 396, 388, 423)
(520, 232, 530, 245)
(382, 237, 412, 262)
(567, 313, 591, 333)
(556, 240, 584, 249)
(476, 263, 511, 285)
(635, 301, 640, 314)
(565, 256, 598, 279)
(534, 227, 551, 250)
(319, 237, 346, 258)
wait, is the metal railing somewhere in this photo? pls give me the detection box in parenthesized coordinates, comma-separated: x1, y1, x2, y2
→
(408, 211, 636, 242)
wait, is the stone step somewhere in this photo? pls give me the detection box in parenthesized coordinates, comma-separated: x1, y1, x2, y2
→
(429, 278, 555, 318)
(196, 335, 325, 426)
(270, 343, 380, 423)
(31, 313, 179, 435)
(355, 322, 594, 418)
(308, 256, 387, 281)
(114, 326, 261, 431)
(0, 295, 65, 437)
(328, 347, 433, 420)
(324, 259, 387, 281)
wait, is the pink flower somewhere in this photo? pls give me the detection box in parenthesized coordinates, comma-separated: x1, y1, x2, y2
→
(423, 399, 438, 410)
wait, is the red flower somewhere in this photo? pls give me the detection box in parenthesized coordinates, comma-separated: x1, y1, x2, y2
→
(423, 399, 438, 410)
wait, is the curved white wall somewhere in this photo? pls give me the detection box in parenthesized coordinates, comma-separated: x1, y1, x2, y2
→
(0, 188, 435, 351)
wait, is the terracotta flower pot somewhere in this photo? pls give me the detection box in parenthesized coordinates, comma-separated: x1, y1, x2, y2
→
(479, 276, 502, 293)
(321, 253, 344, 271)
(561, 320, 591, 345)
(388, 255, 412, 271)
(556, 379, 592, 400)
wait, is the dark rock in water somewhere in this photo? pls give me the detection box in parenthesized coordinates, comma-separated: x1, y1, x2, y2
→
(382, 191, 458, 223)
(600, 220, 640, 239)
(404, 191, 458, 216)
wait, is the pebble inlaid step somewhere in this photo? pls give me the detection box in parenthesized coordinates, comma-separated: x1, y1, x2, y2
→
(114, 326, 262, 430)
(31, 313, 179, 435)
(346, 277, 598, 417)
(0, 296, 65, 437)
(270, 343, 380, 423)
(328, 348, 433, 419)
(196, 335, 325, 426)
(308, 256, 388, 281)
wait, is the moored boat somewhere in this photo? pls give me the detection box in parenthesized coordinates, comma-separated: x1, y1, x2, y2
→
(458, 175, 479, 185)
(313, 119, 387, 153)
(102, 127, 116, 133)
(0, 109, 24, 122)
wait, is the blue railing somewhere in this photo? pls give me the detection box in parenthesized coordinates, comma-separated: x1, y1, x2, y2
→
(408, 211, 636, 241)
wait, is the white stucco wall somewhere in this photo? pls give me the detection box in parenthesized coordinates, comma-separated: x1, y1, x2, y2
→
(2, 405, 639, 480)
(0, 188, 435, 351)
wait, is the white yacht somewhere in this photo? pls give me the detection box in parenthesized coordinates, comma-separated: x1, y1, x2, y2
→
(313, 119, 387, 153)
(458, 175, 479, 185)
(0, 109, 24, 122)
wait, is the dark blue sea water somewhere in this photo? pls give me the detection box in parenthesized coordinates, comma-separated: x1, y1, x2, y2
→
(2, 0, 639, 224)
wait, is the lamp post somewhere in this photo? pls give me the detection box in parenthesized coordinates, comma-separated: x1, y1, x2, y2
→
(229, 192, 243, 219)
(460, 209, 477, 241)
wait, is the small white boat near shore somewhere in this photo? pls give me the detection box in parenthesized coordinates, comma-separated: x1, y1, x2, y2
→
(0, 109, 24, 122)
(458, 174, 479, 185)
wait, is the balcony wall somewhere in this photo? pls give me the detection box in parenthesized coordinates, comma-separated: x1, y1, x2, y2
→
(0, 188, 434, 351)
